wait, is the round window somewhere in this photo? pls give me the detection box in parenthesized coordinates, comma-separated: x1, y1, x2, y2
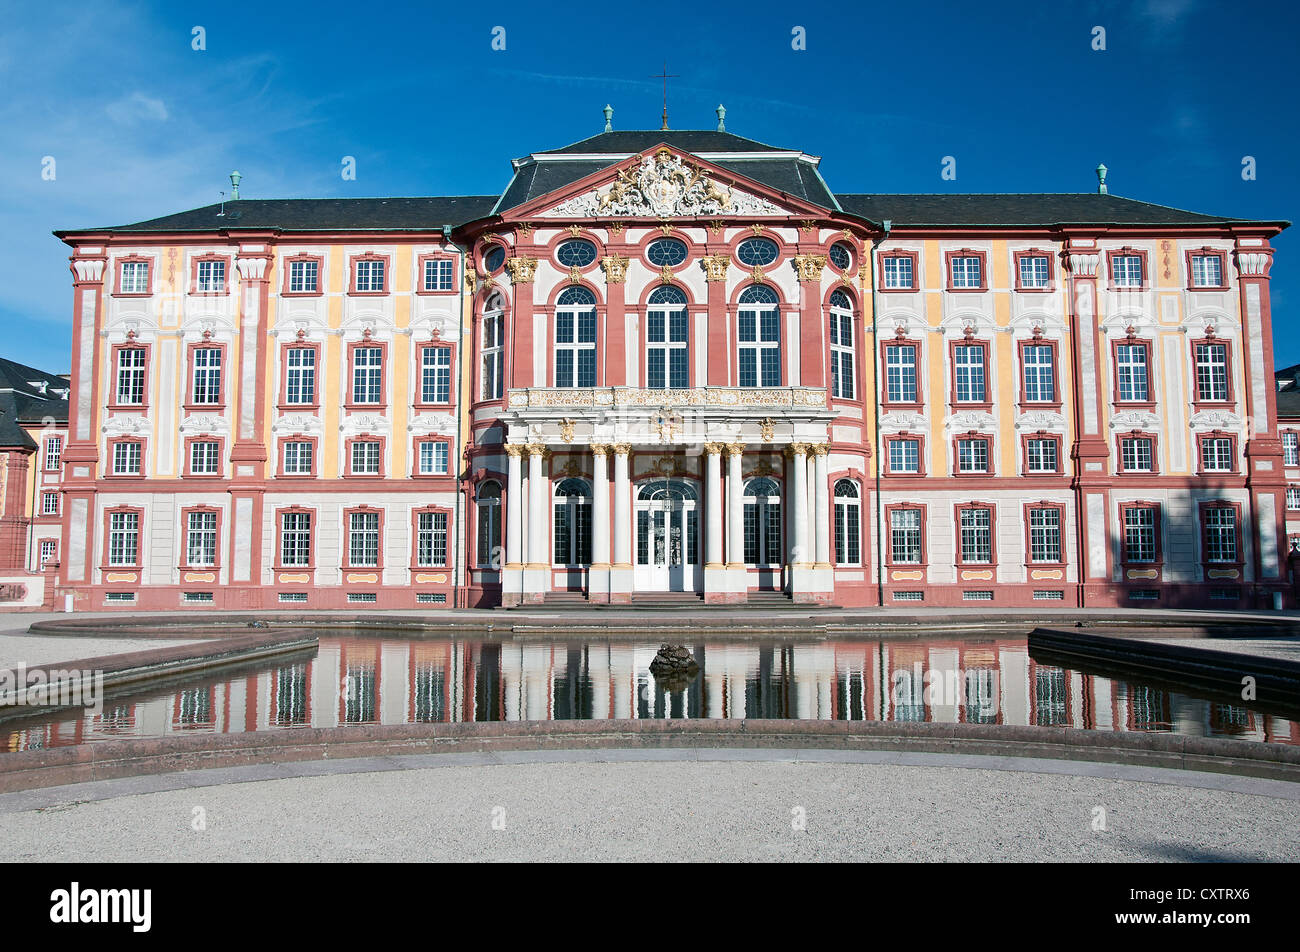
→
(646, 238, 688, 268)
(556, 239, 598, 268)
(829, 242, 853, 272)
(484, 246, 506, 274)
(737, 237, 779, 267)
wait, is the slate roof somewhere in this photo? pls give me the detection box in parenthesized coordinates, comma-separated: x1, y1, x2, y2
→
(0, 396, 39, 450)
(834, 193, 1279, 227)
(1276, 389, 1300, 420)
(545, 130, 791, 155)
(0, 359, 69, 427)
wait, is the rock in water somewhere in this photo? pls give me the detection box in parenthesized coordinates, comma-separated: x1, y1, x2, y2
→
(649, 643, 699, 679)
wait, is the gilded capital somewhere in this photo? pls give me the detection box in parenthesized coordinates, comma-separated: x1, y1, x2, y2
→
(505, 256, 538, 284)
(526, 442, 547, 457)
(811, 442, 829, 457)
(504, 444, 525, 458)
(611, 442, 632, 456)
(601, 254, 629, 284)
(590, 443, 609, 458)
(701, 254, 729, 282)
(784, 441, 811, 459)
(703, 441, 725, 456)
(793, 254, 826, 282)
(725, 442, 745, 457)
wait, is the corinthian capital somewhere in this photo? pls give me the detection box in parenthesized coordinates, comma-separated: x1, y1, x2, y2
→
(601, 254, 629, 284)
(505, 256, 538, 284)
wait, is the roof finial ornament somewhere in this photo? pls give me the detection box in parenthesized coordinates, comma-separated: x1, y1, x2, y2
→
(652, 63, 678, 131)
(603, 104, 613, 133)
(716, 104, 726, 132)
(1096, 163, 1108, 195)
(230, 170, 242, 201)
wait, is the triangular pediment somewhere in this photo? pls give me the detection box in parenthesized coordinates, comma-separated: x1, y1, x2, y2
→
(522, 146, 809, 220)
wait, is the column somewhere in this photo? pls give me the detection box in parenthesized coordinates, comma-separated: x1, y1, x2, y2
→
(813, 444, 831, 567)
(502, 445, 524, 606)
(522, 443, 549, 604)
(726, 443, 747, 600)
(788, 443, 809, 565)
(609, 443, 633, 603)
(703, 442, 728, 604)
(229, 251, 272, 608)
(589, 444, 611, 602)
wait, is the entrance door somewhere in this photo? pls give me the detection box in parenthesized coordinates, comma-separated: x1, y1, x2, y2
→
(635, 479, 699, 592)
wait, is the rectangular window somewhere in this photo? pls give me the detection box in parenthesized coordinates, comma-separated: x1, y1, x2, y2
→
(185, 511, 218, 567)
(348, 512, 380, 567)
(957, 438, 989, 474)
(829, 307, 855, 400)
(1022, 345, 1055, 403)
(888, 438, 920, 474)
(1026, 438, 1058, 473)
(42, 492, 60, 516)
(882, 256, 914, 289)
(423, 258, 454, 292)
(280, 512, 312, 566)
(950, 256, 982, 289)
(1284, 432, 1300, 467)
(1200, 437, 1234, 472)
(834, 493, 861, 565)
(196, 259, 226, 293)
(1120, 437, 1154, 473)
(112, 442, 142, 476)
(1111, 254, 1143, 287)
(1028, 508, 1061, 563)
(115, 348, 146, 405)
(953, 344, 986, 403)
(555, 308, 598, 388)
(737, 306, 780, 387)
(189, 440, 220, 475)
(191, 347, 223, 404)
(416, 511, 448, 566)
(285, 348, 316, 404)
(283, 441, 314, 475)
(1116, 344, 1150, 402)
(352, 347, 383, 404)
(420, 347, 452, 403)
(40, 540, 57, 564)
(885, 344, 918, 403)
(959, 508, 992, 563)
(1019, 255, 1050, 288)
(1123, 507, 1157, 563)
(350, 441, 381, 475)
(355, 259, 385, 292)
(482, 310, 504, 400)
(288, 260, 318, 293)
(108, 511, 139, 566)
(889, 509, 922, 564)
(1191, 254, 1222, 288)
(45, 436, 62, 471)
(121, 260, 149, 294)
(1204, 507, 1238, 563)
(1194, 343, 1229, 402)
(1287, 487, 1300, 510)
(418, 441, 449, 476)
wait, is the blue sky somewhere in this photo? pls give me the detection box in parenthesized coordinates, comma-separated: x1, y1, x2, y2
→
(2, 0, 1296, 373)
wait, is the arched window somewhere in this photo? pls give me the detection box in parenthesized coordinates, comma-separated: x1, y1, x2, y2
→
(743, 476, 782, 565)
(475, 480, 501, 567)
(834, 478, 861, 565)
(829, 290, 855, 400)
(481, 292, 504, 400)
(553, 477, 592, 566)
(738, 285, 780, 387)
(555, 286, 597, 388)
(647, 286, 688, 389)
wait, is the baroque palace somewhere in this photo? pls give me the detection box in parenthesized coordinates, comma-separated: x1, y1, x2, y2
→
(47, 114, 1295, 611)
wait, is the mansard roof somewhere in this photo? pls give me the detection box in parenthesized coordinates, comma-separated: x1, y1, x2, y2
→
(0, 396, 39, 450)
(0, 358, 69, 425)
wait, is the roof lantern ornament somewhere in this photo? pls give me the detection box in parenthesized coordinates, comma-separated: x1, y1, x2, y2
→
(716, 104, 726, 132)
(1096, 163, 1108, 195)
(603, 104, 613, 133)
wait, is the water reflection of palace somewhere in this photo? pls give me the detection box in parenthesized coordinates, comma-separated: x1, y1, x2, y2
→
(5, 637, 1297, 751)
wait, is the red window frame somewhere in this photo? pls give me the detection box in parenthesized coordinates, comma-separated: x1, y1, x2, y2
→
(954, 501, 998, 568)
(1017, 338, 1062, 409)
(276, 435, 319, 478)
(877, 250, 919, 292)
(1023, 501, 1067, 566)
(190, 254, 232, 296)
(1020, 432, 1064, 476)
(412, 437, 453, 478)
(1115, 431, 1160, 475)
(417, 253, 458, 295)
(348, 253, 391, 295)
(952, 432, 995, 476)
(1119, 501, 1163, 568)
(884, 503, 927, 567)
(1111, 337, 1156, 409)
(279, 342, 322, 410)
(182, 435, 225, 478)
(1106, 248, 1148, 290)
(1199, 500, 1244, 569)
(113, 255, 153, 297)
(1195, 431, 1239, 475)
(410, 505, 454, 569)
(1190, 337, 1235, 407)
(281, 254, 324, 297)
(102, 505, 146, 570)
(345, 434, 387, 478)
(108, 342, 151, 410)
(105, 437, 146, 478)
(44, 435, 63, 472)
(883, 434, 927, 477)
(948, 338, 992, 408)
(342, 505, 386, 571)
(1013, 249, 1055, 292)
(185, 341, 228, 410)
(274, 506, 316, 571)
(945, 249, 988, 292)
(880, 337, 924, 410)
(1185, 248, 1229, 290)
(179, 505, 224, 570)
(345, 340, 389, 410)
(414, 341, 456, 408)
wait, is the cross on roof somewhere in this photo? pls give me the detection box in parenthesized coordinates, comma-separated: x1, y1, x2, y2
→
(651, 63, 679, 131)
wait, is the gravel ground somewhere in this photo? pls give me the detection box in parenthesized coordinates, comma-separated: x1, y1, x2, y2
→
(0, 635, 198, 671)
(2, 757, 1297, 862)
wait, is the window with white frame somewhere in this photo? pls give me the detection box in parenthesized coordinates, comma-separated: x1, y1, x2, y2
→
(1022, 344, 1055, 402)
(646, 286, 689, 389)
(833, 479, 861, 565)
(115, 348, 146, 405)
(554, 286, 597, 388)
(1284, 432, 1300, 466)
(1287, 487, 1300, 510)
(42, 492, 59, 516)
(39, 540, 57, 565)
(828, 290, 855, 399)
(1200, 437, 1234, 472)
(289, 259, 318, 293)
(1019, 255, 1050, 288)
(196, 259, 226, 292)
(418, 440, 449, 476)
(476, 481, 501, 567)
(553, 478, 593, 566)
(959, 508, 993, 563)
(1123, 507, 1157, 563)
(352, 346, 383, 403)
(108, 511, 139, 566)
(423, 258, 454, 292)
(950, 255, 982, 289)
(355, 259, 385, 292)
(737, 285, 781, 387)
(1194, 343, 1229, 401)
(186, 511, 218, 566)
(953, 343, 986, 403)
(888, 438, 920, 474)
(1028, 508, 1062, 563)
(885, 343, 918, 402)
(889, 509, 922, 563)
(283, 441, 314, 475)
(481, 296, 505, 400)
(190, 440, 220, 475)
(348, 511, 380, 567)
(286, 347, 316, 404)
(743, 477, 782, 565)
(882, 256, 914, 289)
(350, 441, 381, 475)
(1191, 254, 1223, 288)
(416, 511, 448, 566)
(191, 347, 222, 404)
(121, 260, 149, 293)
(1111, 254, 1143, 287)
(280, 512, 312, 566)
(957, 438, 990, 473)
(1203, 507, 1238, 562)
(45, 436, 62, 471)
(112, 441, 142, 476)
(1120, 437, 1154, 472)
(420, 347, 451, 403)
(1026, 438, 1058, 473)
(1116, 343, 1150, 402)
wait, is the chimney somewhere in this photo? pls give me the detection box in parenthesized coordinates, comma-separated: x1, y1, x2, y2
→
(1096, 163, 1108, 195)
(230, 170, 242, 200)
